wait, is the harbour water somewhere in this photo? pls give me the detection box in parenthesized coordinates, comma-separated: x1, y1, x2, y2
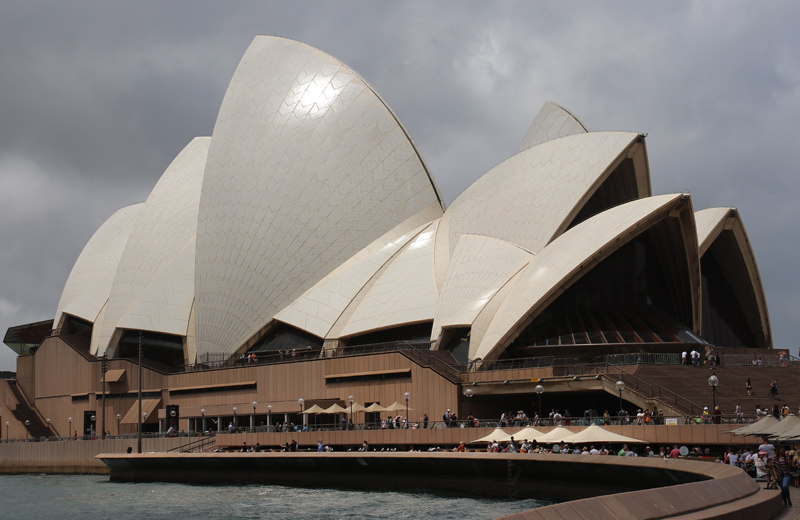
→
(0, 474, 548, 519)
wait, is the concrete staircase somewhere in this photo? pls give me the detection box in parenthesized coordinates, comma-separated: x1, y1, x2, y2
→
(3, 379, 56, 438)
(627, 364, 800, 416)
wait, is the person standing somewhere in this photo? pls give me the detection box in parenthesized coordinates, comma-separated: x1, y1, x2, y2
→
(682, 350, 687, 365)
(422, 413, 429, 429)
(770, 448, 794, 507)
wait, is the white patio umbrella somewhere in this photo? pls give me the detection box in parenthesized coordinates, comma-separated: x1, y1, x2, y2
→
(559, 424, 644, 444)
(472, 428, 518, 443)
(530, 426, 575, 444)
(725, 414, 782, 436)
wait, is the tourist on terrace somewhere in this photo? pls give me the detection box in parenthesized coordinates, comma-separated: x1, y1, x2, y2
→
(670, 445, 680, 458)
(423, 413, 429, 429)
(602, 410, 610, 425)
(758, 437, 775, 460)
(682, 350, 687, 365)
(770, 448, 794, 507)
(770, 380, 779, 399)
(713, 406, 721, 424)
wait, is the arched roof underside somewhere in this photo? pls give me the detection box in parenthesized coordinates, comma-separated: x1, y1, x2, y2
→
(273, 207, 440, 339)
(340, 220, 440, 338)
(431, 234, 533, 342)
(194, 36, 444, 358)
(474, 193, 700, 362)
(97, 137, 209, 357)
(517, 101, 589, 153)
(54, 203, 143, 329)
(434, 132, 650, 271)
(695, 207, 772, 348)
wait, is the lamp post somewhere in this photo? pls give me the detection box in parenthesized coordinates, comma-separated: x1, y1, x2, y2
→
(267, 405, 272, 431)
(116, 413, 121, 435)
(252, 401, 258, 429)
(298, 398, 305, 428)
(403, 392, 410, 427)
(348, 395, 354, 430)
(170, 409, 177, 434)
(615, 380, 626, 420)
(708, 374, 719, 411)
(464, 388, 474, 421)
(46, 418, 51, 438)
(233, 407, 238, 428)
(535, 384, 544, 421)
(201, 409, 206, 433)
(24, 420, 30, 439)
(91, 415, 96, 438)
(68, 416, 72, 438)
(5, 421, 8, 439)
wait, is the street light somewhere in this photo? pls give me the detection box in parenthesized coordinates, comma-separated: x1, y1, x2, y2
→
(252, 401, 258, 429)
(68, 416, 72, 438)
(116, 413, 121, 435)
(91, 415, 96, 438)
(298, 399, 305, 429)
(233, 406, 238, 428)
(615, 380, 626, 418)
(403, 392, 411, 427)
(348, 395, 354, 429)
(201, 409, 206, 433)
(24, 420, 30, 439)
(708, 374, 719, 411)
(5, 421, 8, 439)
(464, 388, 474, 421)
(267, 405, 272, 430)
(535, 384, 544, 420)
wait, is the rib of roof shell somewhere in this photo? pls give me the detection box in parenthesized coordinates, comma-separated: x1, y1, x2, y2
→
(694, 207, 772, 348)
(193, 36, 445, 359)
(273, 210, 440, 339)
(96, 137, 209, 358)
(54, 203, 143, 344)
(434, 132, 651, 282)
(518, 101, 589, 153)
(474, 193, 700, 362)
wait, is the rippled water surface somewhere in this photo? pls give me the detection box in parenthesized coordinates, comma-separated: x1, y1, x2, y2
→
(0, 475, 548, 520)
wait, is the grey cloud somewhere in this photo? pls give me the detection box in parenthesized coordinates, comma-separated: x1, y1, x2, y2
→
(1, 1, 798, 370)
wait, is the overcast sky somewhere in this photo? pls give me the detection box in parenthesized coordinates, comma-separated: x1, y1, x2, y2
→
(1, 1, 798, 371)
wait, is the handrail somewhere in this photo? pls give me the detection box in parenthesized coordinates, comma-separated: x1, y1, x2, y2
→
(168, 434, 216, 453)
(606, 364, 704, 415)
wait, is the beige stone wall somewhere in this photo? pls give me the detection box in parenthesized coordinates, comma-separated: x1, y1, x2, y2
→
(0, 437, 195, 474)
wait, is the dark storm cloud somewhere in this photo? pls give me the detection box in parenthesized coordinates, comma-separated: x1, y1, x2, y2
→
(1, 1, 798, 370)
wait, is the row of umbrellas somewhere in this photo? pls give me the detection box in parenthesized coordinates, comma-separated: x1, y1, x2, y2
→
(473, 424, 642, 445)
(301, 401, 413, 415)
(725, 414, 800, 441)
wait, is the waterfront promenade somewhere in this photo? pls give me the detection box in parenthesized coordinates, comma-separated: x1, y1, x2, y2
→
(97, 451, 783, 520)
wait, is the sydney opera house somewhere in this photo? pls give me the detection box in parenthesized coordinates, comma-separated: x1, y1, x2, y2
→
(1, 36, 772, 439)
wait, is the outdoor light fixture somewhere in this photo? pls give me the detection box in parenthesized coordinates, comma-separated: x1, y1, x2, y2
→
(24, 419, 30, 439)
(252, 401, 258, 428)
(267, 404, 272, 429)
(348, 395, 354, 422)
(116, 413, 121, 434)
(200, 408, 206, 432)
(708, 374, 719, 410)
(615, 380, 625, 416)
(403, 391, 411, 425)
(535, 384, 544, 417)
(464, 388, 474, 419)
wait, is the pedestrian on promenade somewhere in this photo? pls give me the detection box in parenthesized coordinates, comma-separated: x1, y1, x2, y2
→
(770, 448, 794, 507)
(770, 380, 779, 399)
